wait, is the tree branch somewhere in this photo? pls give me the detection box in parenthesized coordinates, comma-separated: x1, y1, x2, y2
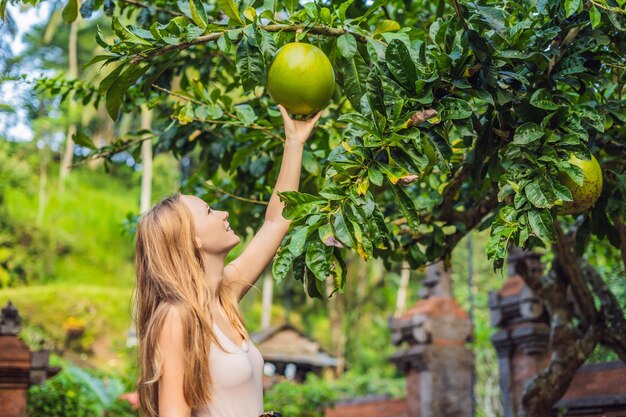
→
(130, 24, 374, 65)
(582, 261, 626, 362)
(150, 84, 286, 142)
(517, 255, 600, 417)
(204, 181, 268, 205)
(553, 221, 598, 326)
(118, 0, 183, 17)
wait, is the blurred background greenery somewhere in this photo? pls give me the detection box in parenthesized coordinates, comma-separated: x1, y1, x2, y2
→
(1, 2, 624, 417)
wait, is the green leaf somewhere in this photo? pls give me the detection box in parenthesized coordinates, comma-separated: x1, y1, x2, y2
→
(564, 0, 581, 18)
(282, 202, 321, 221)
(524, 178, 557, 208)
(559, 161, 584, 187)
(72, 130, 97, 149)
(331, 248, 347, 292)
(176, 102, 195, 125)
(422, 131, 451, 174)
(375, 19, 401, 36)
(243, 6, 256, 21)
(527, 209, 556, 243)
(589, 6, 601, 28)
(378, 162, 408, 184)
(530, 89, 560, 110)
(332, 210, 354, 248)
(335, 0, 354, 21)
(513, 122, 544, 144)
(389, 180, 419, 230)
(337, 113, 379, 136)
(99, 64, 124, 96)
(236, 39, 264, 92)
(234, 104, 257, 124)
(349, 218, 371, 260)
(473, 5, 508, 35)
(218, 0, 244, 25)
(62, 0, 78, 23)
(339, 52, 369, 112)
(572, 105, 605, 132)
(278, 191, 325, 205)
(285, 0, 298, 15)
(370, 206, 390, 249)
(302, 150, 321, 176)
(95, 25, 110, 48)
(407, 245, 427, 268)
(385, 39, 417, 93)
(438, 97, 472, 120)
(553, 182, 573, 203)
(258, 29, 277, 63)
(189, 0, 208, 28)
(320, 186, 347, 200)
(272, 246, 294, 283)
(555, 56, 586, 77)
(368, 168, 384, 187)
(305, 268, 325, 298)
(83, 54, 117, 70)
(106, 63, 149, 119)
(217, 31, 232, 53)
(112, 17, 153, 46)
(305, 239, 331, 281)
(337, 33, 357, 59)
(366, 72, 387, 119)
(289, 226, 309, 257)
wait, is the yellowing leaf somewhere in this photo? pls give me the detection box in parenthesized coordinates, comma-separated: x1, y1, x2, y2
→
(357, 177, 369, 195)
(243, 6, 256, 21)
(374, 19, 400, 36)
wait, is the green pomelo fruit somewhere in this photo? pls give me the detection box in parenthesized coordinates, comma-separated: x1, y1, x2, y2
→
(558, 154, 603, 215)
(266, 42, 335, 116)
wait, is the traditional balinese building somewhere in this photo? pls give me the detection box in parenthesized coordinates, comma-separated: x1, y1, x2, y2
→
(250, 322, 339, 389)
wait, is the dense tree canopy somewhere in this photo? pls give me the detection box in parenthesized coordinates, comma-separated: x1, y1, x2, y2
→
(4, 0, 626, 415)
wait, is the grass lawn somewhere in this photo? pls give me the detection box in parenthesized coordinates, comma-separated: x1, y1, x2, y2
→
(0, 283, 135, 374)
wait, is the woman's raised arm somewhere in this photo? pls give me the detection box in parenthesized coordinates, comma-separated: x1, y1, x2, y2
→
(224, 105, 323, 301)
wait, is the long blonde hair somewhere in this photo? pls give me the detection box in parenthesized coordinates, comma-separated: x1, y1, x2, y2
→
(133, 193, 248, 417)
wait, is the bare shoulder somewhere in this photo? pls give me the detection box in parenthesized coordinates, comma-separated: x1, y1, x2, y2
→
(158, 304, 184, 345)
(156, 304, 192, 415)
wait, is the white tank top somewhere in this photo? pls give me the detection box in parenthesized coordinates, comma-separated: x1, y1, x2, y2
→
(191, 321, 264, 417)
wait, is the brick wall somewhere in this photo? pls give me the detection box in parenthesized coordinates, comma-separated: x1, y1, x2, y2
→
(553, 362, 626, 417)
(325, 396, 407, 417)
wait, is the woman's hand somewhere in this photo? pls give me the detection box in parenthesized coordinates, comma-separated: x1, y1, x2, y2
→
(277, 104, 323, 146)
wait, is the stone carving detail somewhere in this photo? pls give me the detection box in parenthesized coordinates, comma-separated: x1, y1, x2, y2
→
(1, 301, 22, 336)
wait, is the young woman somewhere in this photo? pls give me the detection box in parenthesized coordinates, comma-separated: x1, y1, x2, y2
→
(133, 104, 322, 417)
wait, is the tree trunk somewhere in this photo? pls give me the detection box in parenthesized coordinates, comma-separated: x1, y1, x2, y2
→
(261, 272, 273, 329)
(140, 104, 153, 214)
(37, 145, 48, 226)
(327, 274, 345, 377)
(59, 20, 79, 190)
(515, 226, 605, 417)
(394, 259, 410, 316)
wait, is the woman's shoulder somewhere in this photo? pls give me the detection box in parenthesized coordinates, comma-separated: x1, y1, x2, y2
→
(158, 303, 185, 343)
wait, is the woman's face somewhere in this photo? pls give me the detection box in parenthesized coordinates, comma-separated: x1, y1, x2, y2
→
(180, 194, 241, 256)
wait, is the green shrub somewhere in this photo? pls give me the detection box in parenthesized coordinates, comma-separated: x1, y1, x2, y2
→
(264, 374, 337, 417)
(27, 365, 138, 417)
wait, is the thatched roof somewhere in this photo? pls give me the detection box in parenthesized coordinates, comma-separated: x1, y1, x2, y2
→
(251, 322, 339, 368)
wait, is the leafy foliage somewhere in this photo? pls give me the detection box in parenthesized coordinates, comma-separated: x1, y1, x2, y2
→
(21, 0, 626, 300)
(27, 364, 137, 417)
(264, 371, 405, 417)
